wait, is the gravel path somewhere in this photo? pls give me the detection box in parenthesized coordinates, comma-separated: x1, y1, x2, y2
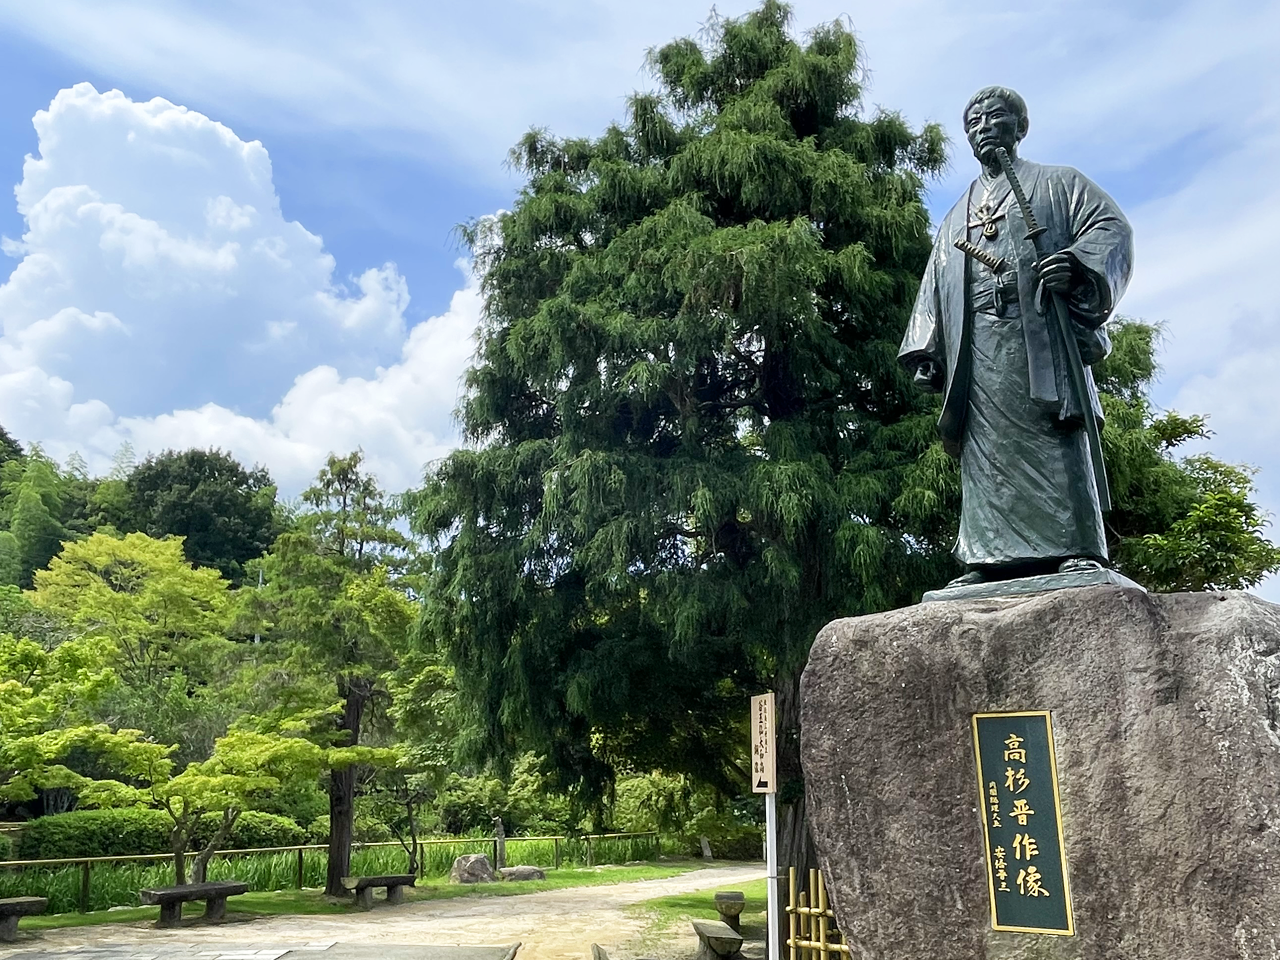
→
(18, 864, 766, 960)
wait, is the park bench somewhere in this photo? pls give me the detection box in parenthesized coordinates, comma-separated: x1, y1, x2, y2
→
(0, 896, 48, 942)
(139, 880, 249, 927)
(341, 873, 416, 910)
(691, 918, 744, 960)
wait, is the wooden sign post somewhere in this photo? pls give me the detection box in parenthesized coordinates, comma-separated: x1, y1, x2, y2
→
(752, 693, 779, 960)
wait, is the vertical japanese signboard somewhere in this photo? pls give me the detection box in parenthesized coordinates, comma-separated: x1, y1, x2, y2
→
(972, 710, 1074, 936)
(751, 693, 776, 794)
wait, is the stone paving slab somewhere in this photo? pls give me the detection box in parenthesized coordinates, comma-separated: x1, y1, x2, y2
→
(0, 944, 517, 960)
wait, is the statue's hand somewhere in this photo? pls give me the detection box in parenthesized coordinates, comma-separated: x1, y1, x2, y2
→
(913, 359, 944, 393)
(1038, 250, 1080, 295)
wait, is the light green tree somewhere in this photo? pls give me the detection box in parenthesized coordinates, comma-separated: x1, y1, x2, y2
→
(30, 532, 239, 762)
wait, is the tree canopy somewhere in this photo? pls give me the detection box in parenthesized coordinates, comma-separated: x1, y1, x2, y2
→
(124, 448, 281, 584)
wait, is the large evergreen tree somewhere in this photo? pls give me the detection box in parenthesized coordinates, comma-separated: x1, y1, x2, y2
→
(242, 451, 414, 897)
(412, 0, 1280, 896)
(413, 1, 949, 874)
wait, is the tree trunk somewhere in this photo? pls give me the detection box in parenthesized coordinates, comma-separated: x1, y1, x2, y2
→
(170, 823, 188, 886)
(325, 675, 374, 897)
(774, 668, 818, 956)
(191, 809, 239, 884)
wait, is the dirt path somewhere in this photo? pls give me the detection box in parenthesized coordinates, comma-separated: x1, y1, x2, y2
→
(25, 864, 766, 960)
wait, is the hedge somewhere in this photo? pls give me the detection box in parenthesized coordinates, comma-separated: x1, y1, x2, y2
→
(0, 834, 11, 861)
(17, 809, 305, 860)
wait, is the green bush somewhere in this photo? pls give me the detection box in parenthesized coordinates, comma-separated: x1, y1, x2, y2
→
(18, 809, 307, 860)
(193, 811, 305, 850)
(250, 780, 328, 827)
(305, 814, 392, 845)
(0, 833, 12, 861)
(18, 808, 171, 860)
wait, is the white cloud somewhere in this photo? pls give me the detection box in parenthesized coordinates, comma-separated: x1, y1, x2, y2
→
(113, 275, 479, 494)
(2, 2, 1279, 594)
(0, 83, 410, 423)
(0, 84, 473, 495)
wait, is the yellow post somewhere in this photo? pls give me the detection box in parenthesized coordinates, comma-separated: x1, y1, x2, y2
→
(788, 866, 798, 960)
(817, 870, 830, 960)
(800, 890, 810, 960)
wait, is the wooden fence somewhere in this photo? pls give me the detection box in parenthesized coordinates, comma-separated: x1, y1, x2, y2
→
(0, 830, 660, 914)
(786, 866, 850, 960)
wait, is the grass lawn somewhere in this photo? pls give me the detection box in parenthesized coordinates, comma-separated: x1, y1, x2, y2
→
(627, 877, 769, 944)
(22, 861, 711, 931)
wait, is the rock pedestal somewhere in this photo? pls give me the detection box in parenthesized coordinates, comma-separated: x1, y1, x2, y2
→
(800, 587, 1280, 959)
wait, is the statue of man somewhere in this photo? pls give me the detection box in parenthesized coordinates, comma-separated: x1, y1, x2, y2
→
(899, 86, 1133, 586)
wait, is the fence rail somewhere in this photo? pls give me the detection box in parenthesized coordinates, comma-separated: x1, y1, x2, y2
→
(787, 866, 850, 960)
(0, 830, 659, 915)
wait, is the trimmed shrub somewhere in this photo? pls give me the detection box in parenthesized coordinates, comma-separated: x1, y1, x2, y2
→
(17, 808, 171, 860)
(18, 809, 307, 860)
(193, 811, 306, 850)
(305, 814, 392, 845)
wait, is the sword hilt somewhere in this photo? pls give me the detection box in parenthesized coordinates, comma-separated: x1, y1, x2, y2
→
(994, 147, 1047, 244)
(953, 237, 1007, 273)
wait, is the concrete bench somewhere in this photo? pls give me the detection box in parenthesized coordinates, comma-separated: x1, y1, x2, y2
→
(692, 918, 744, 960)
(139, 880, 249, 927)
(341, 873, 416, 910)
(0, 897, 48, 942)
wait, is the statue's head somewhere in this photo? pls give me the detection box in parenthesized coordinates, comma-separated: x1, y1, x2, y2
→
(964, 86, 1029, 165)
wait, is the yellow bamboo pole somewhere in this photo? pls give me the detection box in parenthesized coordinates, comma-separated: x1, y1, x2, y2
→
(788, 866, 798, 960)
(817, 870, 830, 960)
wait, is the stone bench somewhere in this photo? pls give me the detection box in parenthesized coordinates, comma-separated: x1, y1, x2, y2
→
(0, 897, 48, 942)
(692, 918, 744, 960)
(139, 880, 249, 927)
(341, 873, 416, 910)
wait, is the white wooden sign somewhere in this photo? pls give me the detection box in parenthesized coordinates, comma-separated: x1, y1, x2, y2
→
(751, 692, 776, 794)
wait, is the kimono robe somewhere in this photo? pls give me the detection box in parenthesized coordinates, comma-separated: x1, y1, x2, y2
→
(899, 156, 1133, 568)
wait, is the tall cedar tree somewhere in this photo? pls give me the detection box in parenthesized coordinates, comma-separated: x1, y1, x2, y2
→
(246, 451, 413, 897)
(412, 2, 951, 878)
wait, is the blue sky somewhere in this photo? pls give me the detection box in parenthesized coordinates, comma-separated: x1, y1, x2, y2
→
(0, 0, 1277, 595)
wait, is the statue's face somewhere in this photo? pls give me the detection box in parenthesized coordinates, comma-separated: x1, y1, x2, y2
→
(965, 95, 1025, 164)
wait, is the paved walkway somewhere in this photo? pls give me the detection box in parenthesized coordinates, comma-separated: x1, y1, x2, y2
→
(1, 864, 766, 960)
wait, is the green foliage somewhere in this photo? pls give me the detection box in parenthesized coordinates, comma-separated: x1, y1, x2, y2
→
(0, 533, 20, 587)
(238, 451, 416, 894)
(613, 771, 761, 859)
(0, 425, 21, 466)
(17, 807, 172, 860)
(29, 531, 238, 763)
(304, 814, 393, 845)
(434, 773, 509, 835)
(125, 448, 281, 585)
(0, 454, 68, 588)
(1096, 320, 1280, 590)
(413, 1, 949, 812)
(16, 807, 307, 861)
(191, 810, 306, 850)
(0, 833, 12, 861)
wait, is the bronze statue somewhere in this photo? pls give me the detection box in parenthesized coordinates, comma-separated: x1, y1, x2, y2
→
(899, 87, 1133, 587)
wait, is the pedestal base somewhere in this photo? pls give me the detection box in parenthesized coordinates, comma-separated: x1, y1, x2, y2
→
(800, 587, 1280, 959)
(922, 566, 1145, 603)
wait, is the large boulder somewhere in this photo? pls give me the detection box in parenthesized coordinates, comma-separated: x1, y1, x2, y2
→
(801, 587, 1280, 959)
(449, 853, 497, 884)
